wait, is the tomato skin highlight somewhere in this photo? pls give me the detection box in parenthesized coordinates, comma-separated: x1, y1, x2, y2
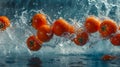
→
(26, 35, 42, 51)
(99, 19, 117, 38)
(84, 16, 100, 33)
(32, 13, 47, 30)
(73, 31, 89, 46)
(0, 16, 10, 31)
(110, 34, 120, 46)
(37, 25, 53, 42)
(52, 18, 75, 36)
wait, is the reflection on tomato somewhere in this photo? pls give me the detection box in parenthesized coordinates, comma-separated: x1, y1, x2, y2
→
(102, 55, 116, 61)
(26, 35, 42, 51)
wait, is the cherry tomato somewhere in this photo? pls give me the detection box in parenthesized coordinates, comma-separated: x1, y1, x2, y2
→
(84, 16, 100, 33)
(99, 19, 117, 38)
(110, 34, 120, 46)
(31, 13, 47, 30)
(26, 35, 42, 51)
(52, 18, 75, 36)
(37, 25, 53, 42)
(0, 16, 10, 31)
(73, 31, 89, 46)
(119, 25, 120, 30)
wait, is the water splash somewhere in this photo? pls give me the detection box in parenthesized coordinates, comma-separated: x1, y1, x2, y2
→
(0, 0, 120, 57)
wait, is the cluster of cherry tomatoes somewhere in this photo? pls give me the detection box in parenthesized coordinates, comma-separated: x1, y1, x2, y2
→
(1, 15, 120, 61)
(26, 13, 75, 51)
(0, 14, 120, 51)
(25, 13, 120, 51)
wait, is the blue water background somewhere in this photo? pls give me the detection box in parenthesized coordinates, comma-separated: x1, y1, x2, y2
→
(0, 0, 120, 67)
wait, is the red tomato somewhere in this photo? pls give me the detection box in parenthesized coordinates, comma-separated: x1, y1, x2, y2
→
(0, 16, 10, 31)
(73, 31, 89, 46)
(26, 35, 42, 51)
(52, 18, 75, 36)
(31, 13, 47, 30)
(84, 16, 100, 33)
(99, 19, 117, 38)
(37, 25, 53, 42)
(110, 34, 120, 46)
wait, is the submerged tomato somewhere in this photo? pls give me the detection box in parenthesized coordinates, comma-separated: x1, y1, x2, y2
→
(102, 55, 116, 61)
